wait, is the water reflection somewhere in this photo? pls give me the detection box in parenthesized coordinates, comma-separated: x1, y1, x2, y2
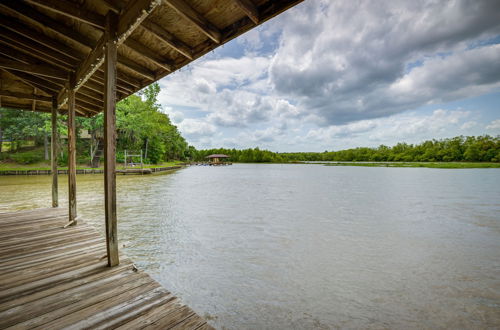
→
(1, 165, 499, 329)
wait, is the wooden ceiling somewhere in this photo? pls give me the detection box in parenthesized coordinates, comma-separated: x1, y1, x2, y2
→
(0, 0, 303, 117)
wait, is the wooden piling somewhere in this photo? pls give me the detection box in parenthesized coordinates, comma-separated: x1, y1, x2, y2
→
(51, 96, 58, 208)
(67, 77, 77, 224)
(104, 12, 119, 267)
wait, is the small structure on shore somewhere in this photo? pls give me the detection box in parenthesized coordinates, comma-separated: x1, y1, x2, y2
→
(206, 154, 230, 164)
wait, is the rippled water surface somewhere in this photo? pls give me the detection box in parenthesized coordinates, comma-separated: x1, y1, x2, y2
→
(1, 164, 500, 329)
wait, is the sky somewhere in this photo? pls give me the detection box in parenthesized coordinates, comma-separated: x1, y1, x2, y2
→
(157, 0, 500, 152)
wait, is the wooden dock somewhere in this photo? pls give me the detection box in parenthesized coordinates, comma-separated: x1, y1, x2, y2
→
(0, 208, 213, 329)
(116, 168, 153, 175)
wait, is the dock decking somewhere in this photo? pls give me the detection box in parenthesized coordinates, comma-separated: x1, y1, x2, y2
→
(0, 208, 213, 329)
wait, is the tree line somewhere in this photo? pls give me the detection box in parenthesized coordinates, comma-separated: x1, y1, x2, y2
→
(2, 87, 499, 165)
(0, 83, 191, 165)
(194, 135, 500, 163)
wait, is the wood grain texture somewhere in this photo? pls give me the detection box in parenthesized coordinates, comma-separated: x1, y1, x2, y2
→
(104, 12, 119, 267)
(51, 96, 59, 208)
(0, 208, 213, 329)
(67, 79, 77, 224)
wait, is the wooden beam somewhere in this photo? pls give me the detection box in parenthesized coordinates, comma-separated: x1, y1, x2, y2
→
(25, 0, 105, 29)
(233, 0, 259, 24)
(58, 0, 159, 109)
(74, 35, 106, 90)
(140, 19, 193, 59)
(76, 98, 101, 113)
(76, 92, 103, 108)
(0, 58, 68, 80)
(164, 0, 221, 44)
(123, 39, 173, 72)
(116, 0, 162, 44)
(51, 96, 59, 208)
(83, 80, 104, 95)
(117, 57, 155, 81)
(0, 100, 52, 113)
(79, 86, 104, 102)
(0, 15, 82, 62)
(104, 12, 119, 267)
(96, 69, 142, 89)
(0, 33, 77, 71)
(89, 75, 133, 94)
(0, 90, 52, 102)
(1, 69, 59, 95)
(98, 0, 125, 14)
(0, 41, 38, 65)
(67, 76, 77, 224)
(0, 0, 95, 49)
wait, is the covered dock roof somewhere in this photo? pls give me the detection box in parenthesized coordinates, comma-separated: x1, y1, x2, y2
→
(0, 0, 303, 116)
(206, 154, 230, 158)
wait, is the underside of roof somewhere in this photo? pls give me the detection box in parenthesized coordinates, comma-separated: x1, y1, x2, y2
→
(0, 0, 303, 117)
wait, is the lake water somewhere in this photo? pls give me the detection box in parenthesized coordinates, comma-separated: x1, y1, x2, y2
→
(1, 164, 499, 329)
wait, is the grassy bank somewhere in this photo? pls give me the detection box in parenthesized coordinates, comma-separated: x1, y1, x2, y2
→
(1, 146, 184, 172)
(321, 162, 500, 168)
(0, 161, 183, 172)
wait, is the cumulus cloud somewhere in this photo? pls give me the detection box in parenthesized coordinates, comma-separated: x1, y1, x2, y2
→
(486, 119, 500, 130)
(156, 0, 500, 150)
(302, 109, 475, 150)
(269, 0, 500, 124)
(460, 121, 478, 130)
(177, 119, 216, 140)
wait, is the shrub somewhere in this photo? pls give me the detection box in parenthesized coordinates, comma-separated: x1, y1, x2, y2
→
(10, 151, 43, 164)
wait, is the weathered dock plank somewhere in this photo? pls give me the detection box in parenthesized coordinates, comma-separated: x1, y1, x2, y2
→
(0, 208, 213, 330)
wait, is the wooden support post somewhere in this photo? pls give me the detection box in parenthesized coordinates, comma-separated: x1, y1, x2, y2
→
(104, 12, 119, 267)
(67, 76, 77, 224)
(51, 96, 58, 207)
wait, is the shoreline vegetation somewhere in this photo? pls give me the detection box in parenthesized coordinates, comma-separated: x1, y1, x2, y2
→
(195, 135, 500, 163)
(0, 161, 183, 172)
(319, 161, 500, 168)
(1, 85, 499, 171)
(1, 135, 499, 172)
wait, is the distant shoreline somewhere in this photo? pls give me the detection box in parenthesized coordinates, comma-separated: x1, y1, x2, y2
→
(0, 162, 185, 175)
(309, 161, 500, 168)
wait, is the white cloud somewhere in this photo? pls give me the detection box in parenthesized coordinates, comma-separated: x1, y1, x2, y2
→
(486, 119, 500, 130)
(269, 0, 500, 124)
(156, 0, 500, 150)
(460, 121, 478, 130)
(177, 119, 216, 140)
(304, 109, 473, 150)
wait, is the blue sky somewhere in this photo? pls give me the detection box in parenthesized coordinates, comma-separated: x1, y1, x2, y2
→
(157, 0, 500, 152)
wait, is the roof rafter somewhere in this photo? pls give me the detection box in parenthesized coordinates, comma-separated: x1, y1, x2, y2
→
(58, 0, 161, 107)
(25, 0, 106, 30)
(76, 98, 101, 113)
(164, 0, 221, 44)
(116, 0, 163, 44)
(76, 91, 103, 108)
(123, 39, 173, 72)
(0, 90, 52, 102)
(0, 33, 77, 70)
(0, 58, 68, 80)
(1, 1, 145, 91)
(0, 0, 96, 49)
(117, 56, 156, 81)
(0, 100, 52, 113)
(0, 16, 82, 62)
(1, 69, 59, 95)
(232, 0, 260, 24)
(140, 19, 193, 59)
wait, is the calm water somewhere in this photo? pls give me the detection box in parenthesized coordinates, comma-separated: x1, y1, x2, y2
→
(1, 164, 500, 329)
